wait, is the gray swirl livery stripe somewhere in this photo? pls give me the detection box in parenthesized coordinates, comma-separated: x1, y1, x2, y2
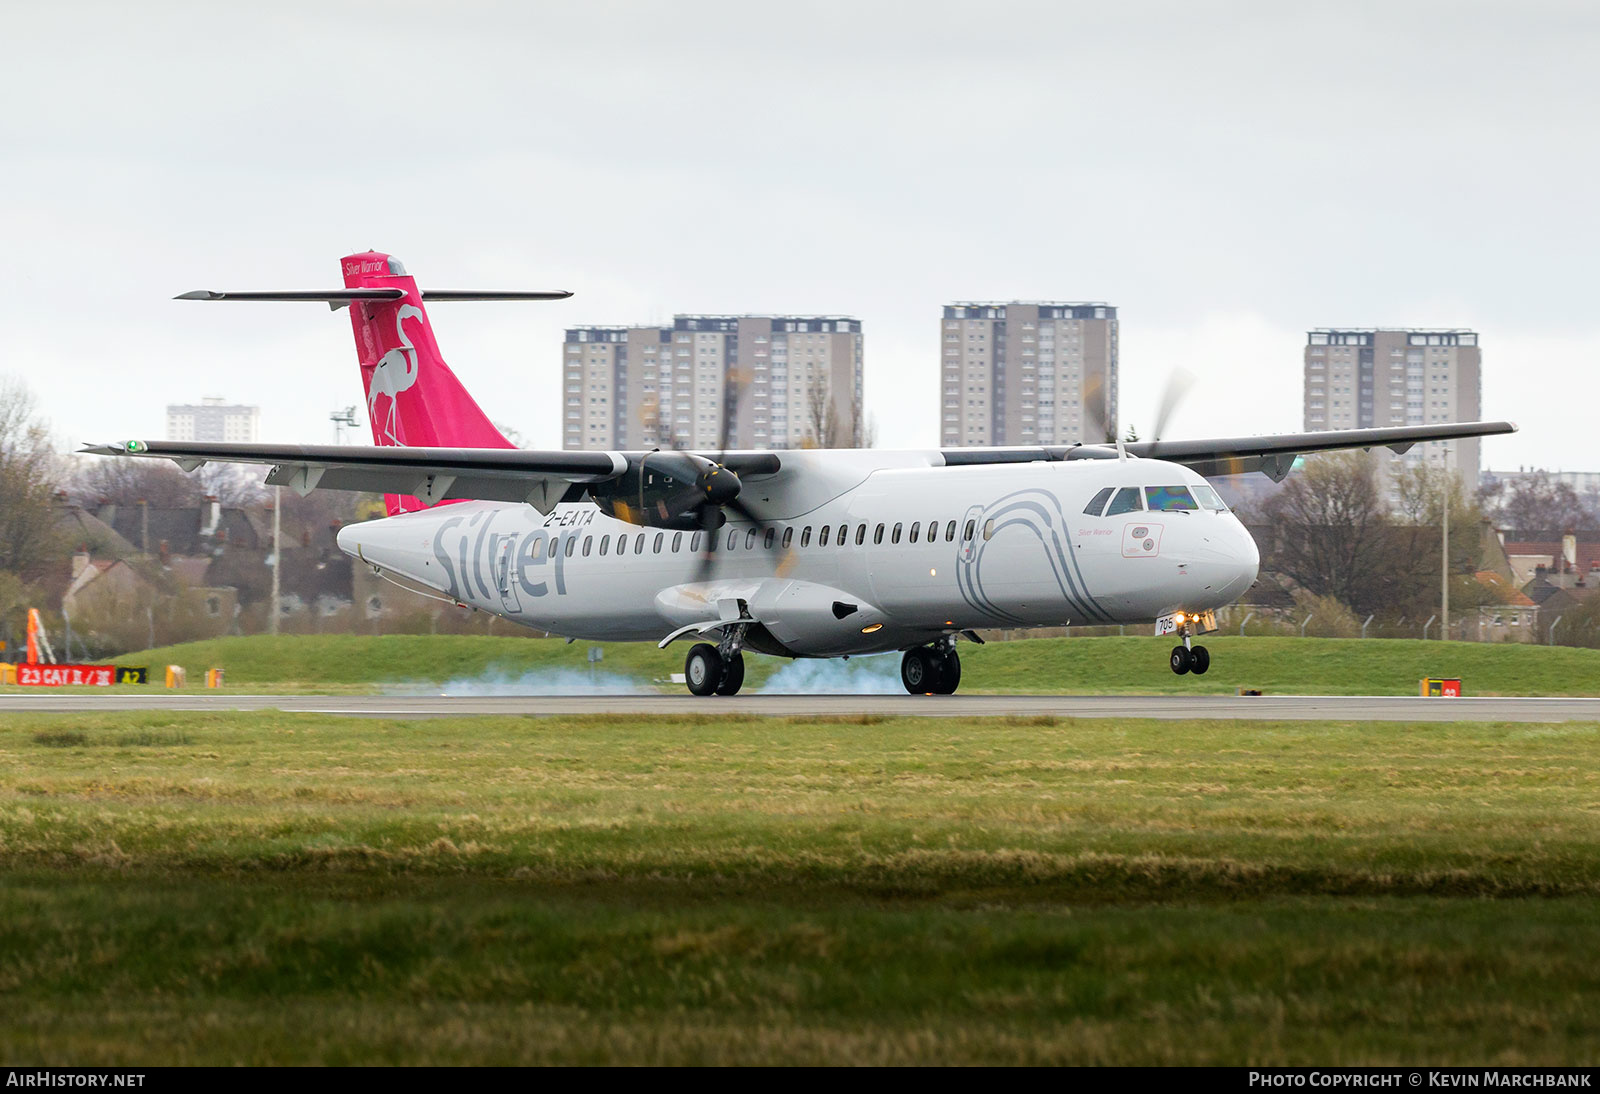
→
(954, 489, 1113, 626)
(986, 492, 1113, 624)
(989, 503, 1110, 625)
(957, 540, 1023, 624)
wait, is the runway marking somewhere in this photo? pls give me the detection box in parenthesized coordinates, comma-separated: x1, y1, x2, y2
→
(4, 693, 1600, 722)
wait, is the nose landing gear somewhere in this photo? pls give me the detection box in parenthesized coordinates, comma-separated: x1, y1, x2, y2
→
(901, 639, 961, 695)
(1168, 623, 1210, 676)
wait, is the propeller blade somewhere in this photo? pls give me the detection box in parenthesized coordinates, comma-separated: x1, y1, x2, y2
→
(689, 504, 724, 585)
(1151, 369, 1196, 443)
(726, 496, 799, 579)
(1082, 373, 1115, 443)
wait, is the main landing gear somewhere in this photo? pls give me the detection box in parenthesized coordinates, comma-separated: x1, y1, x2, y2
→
(1169, 627, 1211, 676)
(901, 640, 961, 695)
(684, 624, 747, 696)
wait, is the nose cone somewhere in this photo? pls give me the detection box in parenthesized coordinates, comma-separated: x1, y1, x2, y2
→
(1186, 519, 1260, 603)
(1227, 523, 1261, 598)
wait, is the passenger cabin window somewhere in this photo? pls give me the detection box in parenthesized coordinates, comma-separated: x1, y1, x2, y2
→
(565, 536, 578, 558)
(836, 524, 847, 547)
(746, 529, 757, 550)
(599, 535, 610, 556)
(874, 524, 885, 544)
(764, 528, 775, 549)
(727, 530, 738, 551)
(1106, 487, 1143, 516)
(1145, 486, 1199, 512)
(636, 534, 646, 554)
(946, 520, 957, 542)
(653, 533, 664, 554)
(583, 536, 593, 557)
(672, 532, 683, 552)
(802, 526, 812, 547)
(982, 519, 995, 541)
(963, 519, 976, 541)
(782, 528, 793, 548)
(909, 522, 920, 543)
(892, 523, 902, 544)
(1084, 486, 1115, 516)
(820, 526, 830, 547)
(1191, 485, 1228, 511)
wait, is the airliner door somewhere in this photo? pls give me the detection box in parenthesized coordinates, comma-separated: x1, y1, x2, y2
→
(495, 536, 522, 613)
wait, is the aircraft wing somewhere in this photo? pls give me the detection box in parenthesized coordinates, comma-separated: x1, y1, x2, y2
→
(81, 440, 633, 512)
(1127, 420, 1517, 480)
(938, 420, 1517, 481)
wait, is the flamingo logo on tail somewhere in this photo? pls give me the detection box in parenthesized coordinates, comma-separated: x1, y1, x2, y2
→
(369, 304, 423, 445)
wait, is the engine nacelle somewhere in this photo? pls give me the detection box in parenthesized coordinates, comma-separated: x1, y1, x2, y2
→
(587, 451, 734, 530)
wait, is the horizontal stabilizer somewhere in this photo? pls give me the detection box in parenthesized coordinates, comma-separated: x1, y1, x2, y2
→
(175, 288, 572, 309)
(416, 289, 573, 301)
(175, 289, 405, 302)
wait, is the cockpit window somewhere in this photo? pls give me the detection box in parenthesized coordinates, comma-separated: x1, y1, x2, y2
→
(1105, 487, 1143, 516)
(1191, 484, 1228, 511)
(1145, 486, 1199, 512)
(1084, 486, 1115, 516)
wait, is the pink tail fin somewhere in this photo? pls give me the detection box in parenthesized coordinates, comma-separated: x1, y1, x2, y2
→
(340, 251, 513, 515)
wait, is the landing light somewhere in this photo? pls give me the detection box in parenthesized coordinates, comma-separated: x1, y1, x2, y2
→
(861, 623, 883, 634)
(929, 567, 937, 576)
(1174, 611, 1187, 625)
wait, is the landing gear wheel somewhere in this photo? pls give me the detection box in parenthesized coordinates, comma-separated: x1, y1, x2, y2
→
(685, 643, 723, 697)
(933, 650, 961, 695)
(715, 652, 746, 695)
(1190, 645, 1210, 675)
(901, 648, 936, 694)
(1169, 645, 1193, 675)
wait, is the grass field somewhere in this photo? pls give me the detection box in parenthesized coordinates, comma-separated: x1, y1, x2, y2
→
(22, 631, 1600, 696)
(2, 709, 1599, 1064)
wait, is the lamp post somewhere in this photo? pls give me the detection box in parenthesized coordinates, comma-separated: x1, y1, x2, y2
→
(269, 486, 281, 636)
(1441, 446, 1450, 642)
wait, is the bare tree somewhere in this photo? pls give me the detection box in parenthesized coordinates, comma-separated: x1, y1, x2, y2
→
(0, 377, 65, 576)
(804, 374, 867, 448)
(1260, 451, 1420, 615)
(1391, 460, 1480, 530)
(1480, 470, 1595, 533)
(73, 456, 207, 509)
(199, 462, 269, 507)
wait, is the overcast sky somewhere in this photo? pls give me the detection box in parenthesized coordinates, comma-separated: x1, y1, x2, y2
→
(4, 1, 1596, 472)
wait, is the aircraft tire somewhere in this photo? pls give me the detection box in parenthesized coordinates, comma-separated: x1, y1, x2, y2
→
(686, 643, 723, 696)
(1169, 645, 1193, 675)
(934, 650, 961, 695)
(1190, 645, 1210, 675)
(901, 648, 935, 694)
(716, 653, 746, 695)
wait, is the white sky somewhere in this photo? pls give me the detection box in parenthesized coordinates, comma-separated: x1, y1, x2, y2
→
(4, 1, 1597, 471)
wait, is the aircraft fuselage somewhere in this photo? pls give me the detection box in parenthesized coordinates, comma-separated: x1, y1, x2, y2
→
(336, 452, 1260, 657)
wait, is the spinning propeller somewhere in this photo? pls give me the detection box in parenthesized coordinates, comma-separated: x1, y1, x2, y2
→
(1083, 367, 1196, 451)
(591, 359, 793, 585)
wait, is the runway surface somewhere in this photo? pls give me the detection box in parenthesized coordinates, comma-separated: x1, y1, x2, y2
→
(3, 692, 1600, 722)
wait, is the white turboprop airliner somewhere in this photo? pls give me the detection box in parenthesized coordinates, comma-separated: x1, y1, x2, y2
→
(87, 252, 1515, 696)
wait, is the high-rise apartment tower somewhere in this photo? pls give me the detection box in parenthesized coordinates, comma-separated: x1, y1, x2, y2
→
(564, 315, 863, 451)
(165, 397, 260, 443)
(941, 302, 1117, 447)
(1303, 328, 1483, 485)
